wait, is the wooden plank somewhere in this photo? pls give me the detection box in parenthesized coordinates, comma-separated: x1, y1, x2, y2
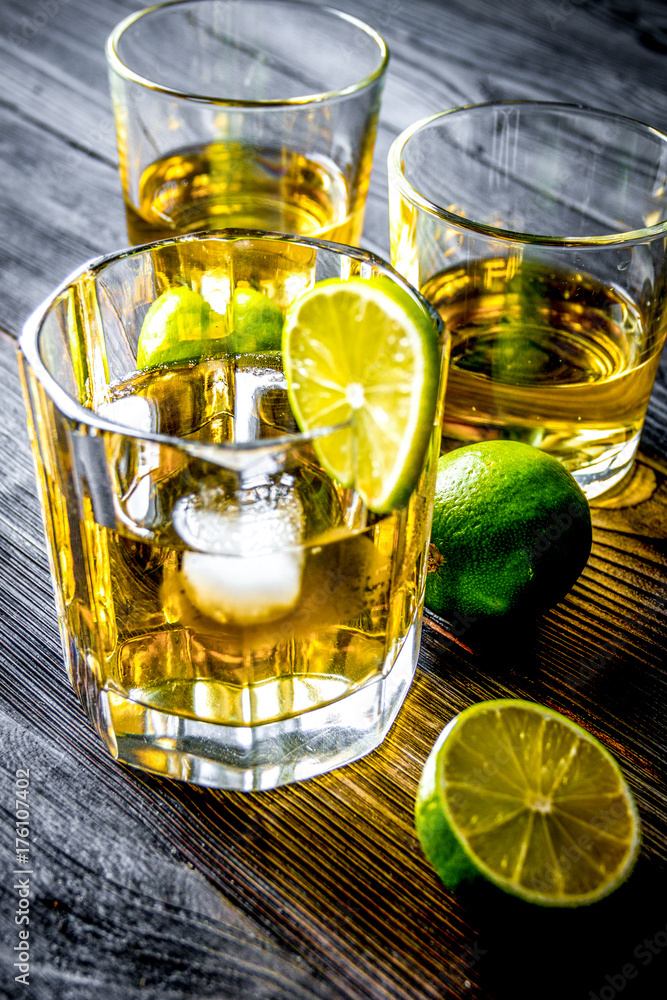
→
(0, 103, 127, 337)
(3, 321, 667, 1000)
(3, 1, 667, 998)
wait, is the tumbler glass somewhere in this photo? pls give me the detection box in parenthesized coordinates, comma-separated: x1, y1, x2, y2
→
(389, 101, 667, 498)
(18, 232, 446, 791)
(107, 0, 388, 246)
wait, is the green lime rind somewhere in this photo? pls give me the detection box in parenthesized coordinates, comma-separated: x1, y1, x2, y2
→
(425, 441, 592, 620)
(136, 285, 285, 369)
(136, 286, 228, 369)
(229, 287, 284, 353)
(140, 336, 230, 367)
(370, 278, 443, 512)
(415, 699, 642, 908)
(283, 276, 443, 514)
(415, 717, 479, 890)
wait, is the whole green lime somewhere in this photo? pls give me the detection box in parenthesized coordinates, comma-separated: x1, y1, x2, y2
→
(425, 441, 592, 620)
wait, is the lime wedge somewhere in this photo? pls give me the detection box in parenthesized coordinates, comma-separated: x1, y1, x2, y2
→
(415, 699, 641, 906)
(282, 277, 442, 512)
(229, 287, 284, 353)
(136, 286, 227, 369)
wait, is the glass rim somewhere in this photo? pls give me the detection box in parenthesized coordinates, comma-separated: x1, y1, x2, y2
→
(106, 0, 389, 107)
(388, 99, 667, 248)
(19, 230, 441, 461)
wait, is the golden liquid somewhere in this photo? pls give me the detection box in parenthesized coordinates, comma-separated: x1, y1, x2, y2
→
(125, 142, 362, 246)
(68, 356, 432, 727)
(422, 259, 666, 476)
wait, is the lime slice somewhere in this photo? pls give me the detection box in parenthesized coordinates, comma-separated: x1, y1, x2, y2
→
(136, 286, 227, 369)
(282, 277, 442, 512)
(415, 699, 641, 906)
(229, 287, 284, 353)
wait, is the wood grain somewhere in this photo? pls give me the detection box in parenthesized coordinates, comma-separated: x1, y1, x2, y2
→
(2, 1, 667, 998)
(2, 324, 667, 999)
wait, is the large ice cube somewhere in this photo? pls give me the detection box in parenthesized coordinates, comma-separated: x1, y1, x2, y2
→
(174, 484, 304, 626)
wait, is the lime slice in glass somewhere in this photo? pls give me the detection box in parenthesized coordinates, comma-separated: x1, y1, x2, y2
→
(282, 277, 442, 513)
(415, 699, 641, 906)
(136, 286, 227, 368)
(229, 287, 284, 353)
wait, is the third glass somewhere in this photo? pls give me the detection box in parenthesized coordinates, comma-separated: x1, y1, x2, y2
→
(389, 101, 667, 498)
(107, 0, 388, 246)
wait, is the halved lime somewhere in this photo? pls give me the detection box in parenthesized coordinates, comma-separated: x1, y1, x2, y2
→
(415, 699, 641, 906)
(136, 286, 227, 369)
(282, 277, 442, 512)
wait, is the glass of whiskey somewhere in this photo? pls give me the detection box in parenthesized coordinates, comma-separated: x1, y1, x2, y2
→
(388, 101, 667, 498)
(106, 0, 388, 246)
(18, 232, 446, 791)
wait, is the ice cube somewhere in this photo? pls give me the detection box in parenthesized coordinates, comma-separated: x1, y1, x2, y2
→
(97, 395, 160, 524)
(233, 355, 288, 442)
(181, 548, 303, 625)
(174, 484, 304, 626)
(200, 270, 232, 315)
(97, 394, 155, 433)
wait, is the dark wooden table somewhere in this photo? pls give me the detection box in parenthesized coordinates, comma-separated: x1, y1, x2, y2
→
(2, 1, 667, 998)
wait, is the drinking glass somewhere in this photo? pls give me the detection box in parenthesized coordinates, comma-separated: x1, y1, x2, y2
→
(388, 101, 667, 498)
(18, 232, 446, 791)
(107, 0, 388, 246)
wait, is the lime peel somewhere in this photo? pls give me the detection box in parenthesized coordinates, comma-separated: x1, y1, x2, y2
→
(282, 277, 443, 513)
(229, 287, 284, 353)
(136, 284, 286, 369)
(425, 441, 592, 621)
(136, 285, 227, 369)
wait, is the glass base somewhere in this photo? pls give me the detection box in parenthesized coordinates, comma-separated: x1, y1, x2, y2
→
(571, 433, 640, 500)
(93, 621, 421, 791)
(442, 430, 641, 502)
